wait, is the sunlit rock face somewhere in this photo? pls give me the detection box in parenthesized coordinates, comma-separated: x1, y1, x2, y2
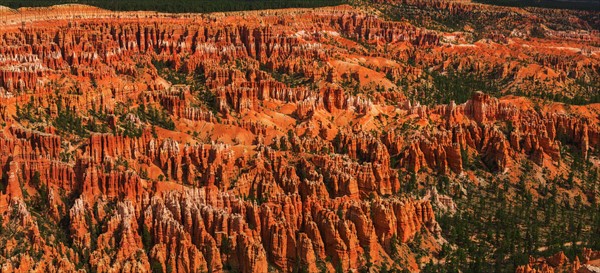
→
(0, 2, 598, 273)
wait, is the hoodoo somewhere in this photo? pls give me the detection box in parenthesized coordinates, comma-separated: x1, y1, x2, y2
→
(0, 1, 598, 272)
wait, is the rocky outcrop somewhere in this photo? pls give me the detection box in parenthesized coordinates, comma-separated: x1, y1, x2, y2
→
(0, 2, 597, 273)
(516, 249, 600, 273)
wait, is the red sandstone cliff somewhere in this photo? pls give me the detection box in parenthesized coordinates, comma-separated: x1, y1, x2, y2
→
(0, 2, 598, 272)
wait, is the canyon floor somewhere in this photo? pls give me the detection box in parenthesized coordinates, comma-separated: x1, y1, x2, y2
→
(0, 1, 598, 273)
